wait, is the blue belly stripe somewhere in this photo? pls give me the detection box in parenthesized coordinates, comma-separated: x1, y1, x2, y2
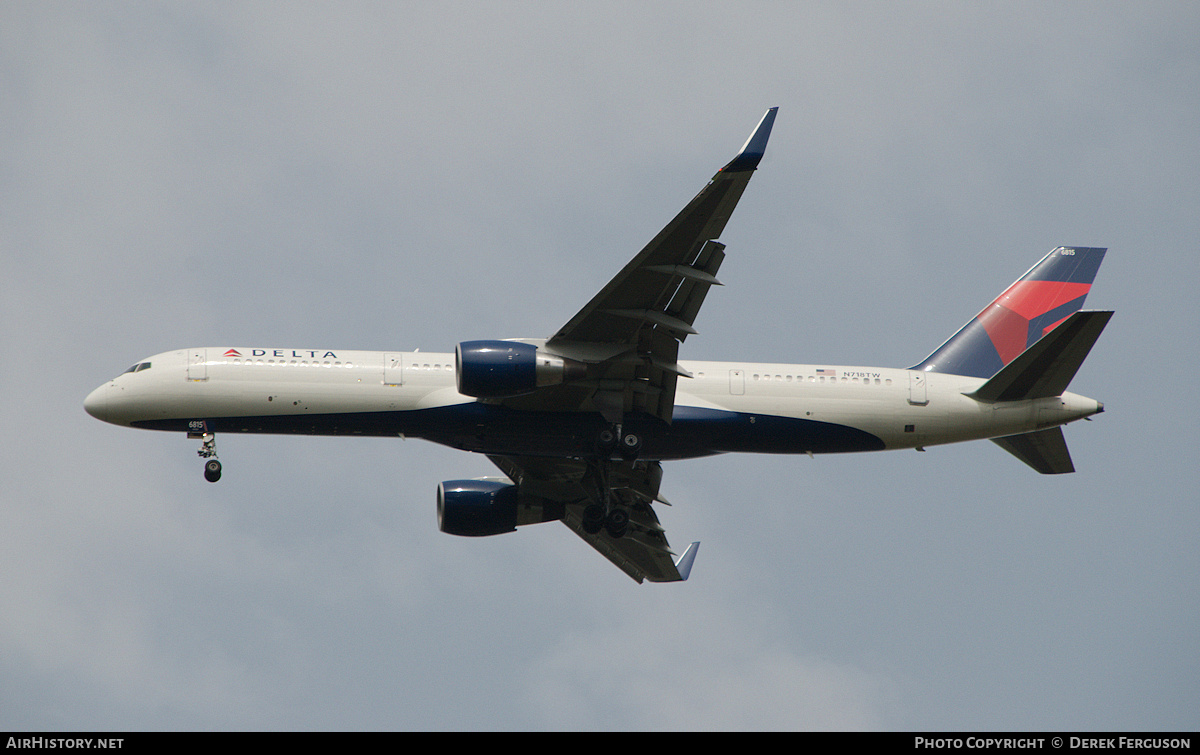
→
(132, 402, 884, 459)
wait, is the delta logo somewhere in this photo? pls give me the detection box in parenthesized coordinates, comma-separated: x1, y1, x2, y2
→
(222, 348, 340, 359)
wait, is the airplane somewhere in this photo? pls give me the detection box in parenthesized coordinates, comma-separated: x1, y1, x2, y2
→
(84, 108, 1112, 583)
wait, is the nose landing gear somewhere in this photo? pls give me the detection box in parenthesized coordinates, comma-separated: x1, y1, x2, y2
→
(195, 431, 221, 482)
(204, 458, 223, 483)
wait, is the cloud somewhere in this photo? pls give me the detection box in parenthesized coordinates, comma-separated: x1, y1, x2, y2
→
(524, 611, 890, 730)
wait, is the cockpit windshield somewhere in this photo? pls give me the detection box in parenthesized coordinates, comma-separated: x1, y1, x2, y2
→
(121, 362, 152, 375)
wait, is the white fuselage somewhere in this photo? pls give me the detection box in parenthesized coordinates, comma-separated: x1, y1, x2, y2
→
(84, 347, 1104, 459)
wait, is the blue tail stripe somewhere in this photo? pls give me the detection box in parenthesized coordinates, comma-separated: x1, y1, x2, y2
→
(1024, 247, 1107, 284)
(1025, 294, 1089, 348)
(913, 318, 1005, 379)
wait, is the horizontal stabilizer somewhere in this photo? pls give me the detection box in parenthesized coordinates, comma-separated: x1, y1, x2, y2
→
(992, 427, 1074, 474)
(969, 310, 1113, 403)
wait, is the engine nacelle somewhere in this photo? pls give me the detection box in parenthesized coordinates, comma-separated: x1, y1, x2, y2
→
(455, 340, 585, 398)
(438, 479, 519, 537)
(437, 479, 566, 537)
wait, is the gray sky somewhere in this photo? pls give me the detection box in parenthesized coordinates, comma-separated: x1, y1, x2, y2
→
(3, 2, 1197, 730)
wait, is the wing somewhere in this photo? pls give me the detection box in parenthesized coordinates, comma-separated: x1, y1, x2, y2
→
(486, 110, 776, 582)
(502, 108, 778, 423)
(489, 454, 699, 583)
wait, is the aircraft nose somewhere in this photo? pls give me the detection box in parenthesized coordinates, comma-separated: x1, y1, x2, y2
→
(84, 383, 110, 422)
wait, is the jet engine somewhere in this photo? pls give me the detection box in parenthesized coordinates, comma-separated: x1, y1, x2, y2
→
(455, 340, 585, 398)
(437, 479, 565, 537)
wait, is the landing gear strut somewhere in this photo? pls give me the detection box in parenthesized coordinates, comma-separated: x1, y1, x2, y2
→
(196, 432, 221, 482)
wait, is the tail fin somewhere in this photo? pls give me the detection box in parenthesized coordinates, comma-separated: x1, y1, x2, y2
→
(912, 247, 1107, 378)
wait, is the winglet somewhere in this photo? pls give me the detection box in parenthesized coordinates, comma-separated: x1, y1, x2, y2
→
(722, 107, 778, 172)
(674, 541, 700, 581)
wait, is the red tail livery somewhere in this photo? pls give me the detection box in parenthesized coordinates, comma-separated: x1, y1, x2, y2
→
(913, 247, 1107, 378)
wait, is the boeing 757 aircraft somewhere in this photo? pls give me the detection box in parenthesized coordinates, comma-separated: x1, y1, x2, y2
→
(85, 108, 1112, 583)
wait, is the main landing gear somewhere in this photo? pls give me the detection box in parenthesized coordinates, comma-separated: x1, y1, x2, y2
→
(582, 503, 629, 538)
(582, 423, 642, 539)
(595, 425, 642, 461)
(196, 432, 222, 482)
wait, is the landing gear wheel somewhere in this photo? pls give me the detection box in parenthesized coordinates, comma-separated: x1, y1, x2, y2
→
(204, 459, 222, 483)
(619, 432, 642, 460)
(596, 428, 618, 455)
(582, 504, 605, 535)
(604, 507, 630, 539)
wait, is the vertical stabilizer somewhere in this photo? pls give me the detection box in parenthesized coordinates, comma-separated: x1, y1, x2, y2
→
(912, 247, 1106, 378)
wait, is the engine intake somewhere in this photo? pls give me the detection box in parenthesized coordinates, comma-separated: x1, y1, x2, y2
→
(455, 340, 585, 398)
